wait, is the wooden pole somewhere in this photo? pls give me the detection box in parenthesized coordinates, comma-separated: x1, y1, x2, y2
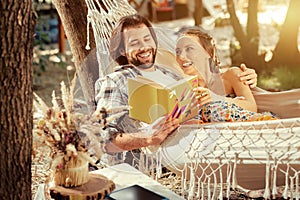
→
(58, 16, 65, 53)
(53, 0, 98, 113)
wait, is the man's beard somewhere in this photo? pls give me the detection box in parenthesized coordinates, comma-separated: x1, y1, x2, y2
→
(129, 48, 156, 69)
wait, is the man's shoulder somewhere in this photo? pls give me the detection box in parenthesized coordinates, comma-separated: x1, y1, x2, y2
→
(96, 65, 138, 84)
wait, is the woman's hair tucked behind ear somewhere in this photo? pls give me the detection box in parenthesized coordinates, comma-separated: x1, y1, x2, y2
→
(109, 14, 158, 66)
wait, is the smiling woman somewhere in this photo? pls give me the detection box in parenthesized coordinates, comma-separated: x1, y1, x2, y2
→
(176, 33, 214, 86)
(174, 28, 277, 122)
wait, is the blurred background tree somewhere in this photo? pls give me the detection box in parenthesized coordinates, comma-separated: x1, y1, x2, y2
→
(226, 0, 300, 73)
(270, 0, 300, 66)
(226, 0, 263, 72)
(193, 0, 300, 75)
(194, 0, 204, 25)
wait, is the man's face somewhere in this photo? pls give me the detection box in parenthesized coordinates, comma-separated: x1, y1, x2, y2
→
(122, 24, 157, 69)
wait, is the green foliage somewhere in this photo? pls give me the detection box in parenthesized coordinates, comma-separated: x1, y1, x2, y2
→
(34, 11, 51, 72)
(34, 17, 52, 46)
(32, 1, 71, 87)
(273, 66, 300, 90)
(258, 65, 300, 91)
(33, 1, 61, 73)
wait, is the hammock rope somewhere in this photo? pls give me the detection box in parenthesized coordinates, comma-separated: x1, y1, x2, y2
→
(85, 0, 136, 77)
(83, 1, 300, 199)
(158, 118, 300, 199)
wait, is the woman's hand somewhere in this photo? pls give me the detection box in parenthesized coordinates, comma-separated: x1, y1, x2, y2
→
(238, 64, 257, 88)
(193, 87, 213, 107)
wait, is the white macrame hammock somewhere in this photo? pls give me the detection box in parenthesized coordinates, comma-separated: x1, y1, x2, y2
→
(84, 0, 300, 199)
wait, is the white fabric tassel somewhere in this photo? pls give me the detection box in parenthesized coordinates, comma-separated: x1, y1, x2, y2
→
(201, 182, 205, 200)
(272, 164, 278, 197)
(188, 165, 195, 200)
(211, 170, 218, 200)
(207, 176, 211, 200)
(145, 153, 149, 175)
(150, 155, 155, 179)
(139, 151, 145, 173)
(291, 176, 295, 199)
(226, 162, 232, 198)
(218, 166, 223, 200)
(85, 12, 91, 50)
(283, 164, 290, 199)
(196, 176, 201, 199)
(296, 173, 299, 200)
(182, 163, 187, 196)
(155, 149, 162, 180)
(263, 158, 271, 199)
(232, 154, 238, 189)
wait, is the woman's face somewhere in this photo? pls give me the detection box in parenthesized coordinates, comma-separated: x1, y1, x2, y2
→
(175, 35, 211, 83)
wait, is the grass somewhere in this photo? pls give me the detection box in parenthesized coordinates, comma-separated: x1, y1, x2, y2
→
(258, 65, 300, 91)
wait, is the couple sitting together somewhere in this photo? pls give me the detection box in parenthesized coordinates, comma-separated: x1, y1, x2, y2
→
(95, 14, 277, 153)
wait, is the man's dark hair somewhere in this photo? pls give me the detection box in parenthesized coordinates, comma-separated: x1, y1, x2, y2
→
(109, 14, 158, 65)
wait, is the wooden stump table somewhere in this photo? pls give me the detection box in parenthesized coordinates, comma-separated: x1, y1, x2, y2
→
(49, 173, 115, 200)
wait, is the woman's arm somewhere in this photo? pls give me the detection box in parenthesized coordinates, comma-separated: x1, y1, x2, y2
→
(223, 67, 257, 112)
(193, 68, 257, 112)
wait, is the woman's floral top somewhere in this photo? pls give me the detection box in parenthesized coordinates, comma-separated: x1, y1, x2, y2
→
(197, 100, 278, 123)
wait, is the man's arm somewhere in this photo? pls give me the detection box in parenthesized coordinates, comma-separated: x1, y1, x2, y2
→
(105, 117, 179, 153)
(95, 75, 179, 153)
(238, 64, 257, 88)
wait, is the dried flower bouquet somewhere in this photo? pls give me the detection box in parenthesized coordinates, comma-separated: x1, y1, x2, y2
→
(33, 79, 128, 187)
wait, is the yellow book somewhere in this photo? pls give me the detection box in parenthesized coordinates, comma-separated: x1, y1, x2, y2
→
(128, 75, 198, 124)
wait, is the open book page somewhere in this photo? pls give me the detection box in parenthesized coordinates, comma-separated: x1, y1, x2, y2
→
(128, 75, 198, 124)
(140, 68, 178, 87)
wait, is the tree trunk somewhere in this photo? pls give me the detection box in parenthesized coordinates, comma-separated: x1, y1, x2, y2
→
(271, 0, 300, 66)
(226, 0, 264, 72)
(194, 0, 204, 26)
(52, 0, 98, 113)
(0, 0, 36, 199)
(246, 0, 259, 56)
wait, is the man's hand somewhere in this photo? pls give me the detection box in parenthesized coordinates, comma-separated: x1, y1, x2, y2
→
(238, 64, 257, 88)
(149, 118, 179, 145)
